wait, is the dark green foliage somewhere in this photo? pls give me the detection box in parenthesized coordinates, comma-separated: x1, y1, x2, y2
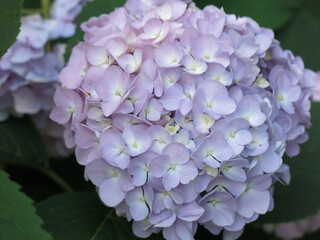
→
(37, 192, 163, 240)
(0, 118, 49, 169)
(23, 0, 41, 9)
(0, 170, 52, 240)
(277, 10, 320, 71)
(0, 0, 24, 57)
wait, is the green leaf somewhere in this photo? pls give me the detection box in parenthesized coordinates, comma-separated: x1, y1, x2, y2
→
(0, 169, 52, 240)
(64, 0, 126, 61)
(259, 103, 320, 223)
(277, 9, 320, 71)
(194, 0, 299, 30)
(0, 117, 49, 169)
(303, 0, 320, 24)
(0, 0, 24, 57)
(37, 192, 163, 240)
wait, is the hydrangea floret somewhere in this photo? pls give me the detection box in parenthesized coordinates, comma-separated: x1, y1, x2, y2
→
(51, 0, 316, 239)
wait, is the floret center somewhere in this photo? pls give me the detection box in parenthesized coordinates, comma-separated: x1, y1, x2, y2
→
(211, 198, 220, 206)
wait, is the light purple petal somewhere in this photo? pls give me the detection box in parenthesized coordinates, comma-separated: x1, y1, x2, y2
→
(154, 42, 183, 68)
(99, 177, 126, 207)
(162, 143, 190, 165)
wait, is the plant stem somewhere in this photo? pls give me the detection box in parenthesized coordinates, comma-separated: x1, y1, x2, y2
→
(41, 0, 50, 19)
(42, 169, 74, 193)
(41, 0, 52, 52)
(22, 9, 43, 15)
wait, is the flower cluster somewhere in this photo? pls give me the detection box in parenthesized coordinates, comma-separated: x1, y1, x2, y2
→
(0, 0, 92, 157)
(51, 0, 315, 239)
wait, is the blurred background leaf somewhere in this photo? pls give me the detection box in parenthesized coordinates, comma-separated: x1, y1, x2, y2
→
(303, 0, 320, 23)
(0, 0, 24, 57)
(0, 117, 49, 169)
(299, 231, 320, 240)
(23, 0, 41, 9)
(0, 170, 52, 240)
(277, 10, 320, 71)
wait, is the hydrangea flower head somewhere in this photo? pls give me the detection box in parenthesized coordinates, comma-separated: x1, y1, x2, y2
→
(51, 0, 316, 239)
